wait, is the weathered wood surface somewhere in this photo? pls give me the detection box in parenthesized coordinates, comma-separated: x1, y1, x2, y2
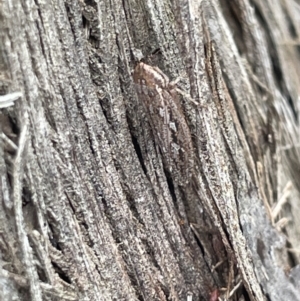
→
(1, 0, 300, 300)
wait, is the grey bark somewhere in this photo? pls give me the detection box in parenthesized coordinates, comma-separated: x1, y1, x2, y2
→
(0, 0, 300, 300)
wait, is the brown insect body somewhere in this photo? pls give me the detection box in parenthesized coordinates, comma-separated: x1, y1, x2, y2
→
(133, 62, 194, 185)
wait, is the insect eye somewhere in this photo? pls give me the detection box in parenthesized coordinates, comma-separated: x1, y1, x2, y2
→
(148, 91, 154, 97)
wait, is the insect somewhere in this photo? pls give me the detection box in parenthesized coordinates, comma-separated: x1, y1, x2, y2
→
(133, 62, 194, 185)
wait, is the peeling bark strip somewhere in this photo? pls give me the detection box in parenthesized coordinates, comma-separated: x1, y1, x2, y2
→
(133, 62, 194, 185)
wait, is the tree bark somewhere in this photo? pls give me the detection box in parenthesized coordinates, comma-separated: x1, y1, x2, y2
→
(1, 0, 300, 300)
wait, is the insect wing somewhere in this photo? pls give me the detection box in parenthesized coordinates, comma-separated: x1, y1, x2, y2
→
(133, 63, 194, 185)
